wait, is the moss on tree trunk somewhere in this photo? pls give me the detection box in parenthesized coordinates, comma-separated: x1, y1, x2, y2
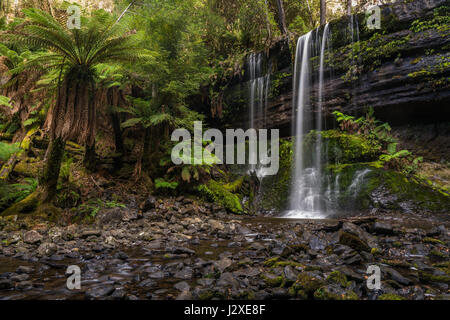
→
(40, 137, 66, 203)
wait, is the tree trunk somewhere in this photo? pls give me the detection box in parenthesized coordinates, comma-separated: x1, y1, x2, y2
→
(83, 143, 97, 172)
(111, 112, 124, 170)
(276, 0, 288, 35)
(39, 137, 66, 203)
(109, 87, 125, 170)
(320, 0, 327, 26)
(142, 127, 152, 170)
(347, 0, 352, 15)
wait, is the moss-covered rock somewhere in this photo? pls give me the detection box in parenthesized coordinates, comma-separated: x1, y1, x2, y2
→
(198, 180, 244, 214)
(326, 271, 350, 288)
(378, 293, 406, 301)
(304, 130, 381, 165)
(313, 286, 359, 300)
(339, 231, 371, 252)
(289, 272, 325, 298)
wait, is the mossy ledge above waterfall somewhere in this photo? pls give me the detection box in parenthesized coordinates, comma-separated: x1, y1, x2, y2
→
(258, 130, 450, 215)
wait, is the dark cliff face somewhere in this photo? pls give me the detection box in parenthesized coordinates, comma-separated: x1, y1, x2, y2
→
(219, 0, 450, 136)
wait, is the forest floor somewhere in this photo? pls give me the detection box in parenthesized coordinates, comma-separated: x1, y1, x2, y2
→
(0, 195, 449, 300)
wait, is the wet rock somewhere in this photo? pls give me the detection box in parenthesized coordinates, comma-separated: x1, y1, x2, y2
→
(37, 243, 57, 257)
(110, 287, 126, 300)
(16, 266, 34, 274)
(214, 258, 233, 272)
(172, 247, 195, 255)
(15, 281, 33, 291)
(11, 274, 29, 282)
(121, 210, 139, 222)
(233, 268, 261, 278)
(86, 285, 115, 299)
(270, 287, 290, 299)
(174, 290, 192, 300)
(384, 268, 412, 286)
(114, 252, 129, 260)
(0, 279, 13, 290)
(140, 196, 157, 212)
(174, 267, 193, 280)
(426, 225, 446, 237)
(148, 271, 165, 280)
(174, 281, 190, 292)
(309, 236, 327, 251)
(284, 266, 298, 282)
(373, 222, 396, 235)
(80, 230, 101, 239)
(197, 278, 215, 286)
(23, 230, 42, 244)
(336, 266, 365, 282)
(339, 230, 370, 252)
(208, 219, 225, 231)
(139, 279, 156, 288)
(217, 272, 239, 289)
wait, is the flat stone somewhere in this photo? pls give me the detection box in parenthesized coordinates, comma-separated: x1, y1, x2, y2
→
(80, 230, 101, 238)
(174, 267, 193, 279)
(373, 222, 396, 235)
(23, 230, 43, 244)
(385, 267, 412, 286)
(174, 281, 190, 292)
(214, 258, 233, 272)
(16, 266, 34, 274)
(86, 285, 115, 299)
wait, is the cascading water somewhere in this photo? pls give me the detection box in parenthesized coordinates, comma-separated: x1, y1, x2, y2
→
(284, 23, 371, 219)
(285, 26, 331, 219)
(247, 52, 271, 178)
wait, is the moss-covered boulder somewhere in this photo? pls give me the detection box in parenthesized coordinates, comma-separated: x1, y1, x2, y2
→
(198, 180, 244, 214)
(328, 163, 450, 213)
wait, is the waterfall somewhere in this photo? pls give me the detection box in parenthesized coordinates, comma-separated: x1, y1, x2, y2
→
(247, 52, 271, 177)
(285, 25, 331, 219)
(284, 22, 373, 219)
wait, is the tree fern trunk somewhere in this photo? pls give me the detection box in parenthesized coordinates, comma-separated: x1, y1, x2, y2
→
(39, 137, 65, 203)
(142, 127, 151, 170)
(83, 143, 96, 172)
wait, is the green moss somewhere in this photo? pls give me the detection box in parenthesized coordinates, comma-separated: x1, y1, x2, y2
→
(1, 191, 40, 216)
(273, 261, 303, 268)
(423, 237, 446, 245)
(378, 294, 406, 301)
(371, 247, 382, 255)
(289, 273, 325, 298)
(305, 130, 381, 165)
(260, 274, 284, 287)
(223, 176, 244, 193)
(13, 159, 40, 177)
(263, 257, 281, 267)
(429, 249, 446, 259)
(198, 180, 243, 214)
(198, 290, 226, 300)
(313, 287, 359, 300)
(419, 271, 450, 284)
(339, 231, 370, 252)
(326, 271, 350, 288)
(381, 259, 411, 269)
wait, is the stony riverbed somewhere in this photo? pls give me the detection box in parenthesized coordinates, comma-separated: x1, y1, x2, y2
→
(0, 197, 449, 300)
